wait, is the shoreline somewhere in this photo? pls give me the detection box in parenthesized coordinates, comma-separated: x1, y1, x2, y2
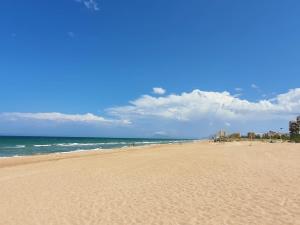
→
(0, 141, 201, 168)
(0, 140, 294, 169)
(0, 137, 196, 159)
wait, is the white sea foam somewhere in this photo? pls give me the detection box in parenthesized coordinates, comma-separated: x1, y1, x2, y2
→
(134, 141, 165, 144)
(0, 154, 23, 158)
(2, 145, 26, 149)
(99, 142, 127, 145)
(51, 140, 183, 148)
(55, 142, 131, 147)
(56, 143, 108, 147)
(34, 144, 52, 147)
(54, 147, 103, 155)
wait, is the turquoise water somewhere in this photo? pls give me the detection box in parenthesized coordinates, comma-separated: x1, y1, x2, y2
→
(0, 136, 190, 157)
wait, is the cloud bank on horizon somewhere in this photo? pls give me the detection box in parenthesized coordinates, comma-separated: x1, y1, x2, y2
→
(1, 88, 300, 137)
(109, 88, 300, 121)
(0, 112, 130, 125)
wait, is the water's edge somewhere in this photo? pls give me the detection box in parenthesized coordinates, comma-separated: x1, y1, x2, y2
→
(0, 136, 195, 158)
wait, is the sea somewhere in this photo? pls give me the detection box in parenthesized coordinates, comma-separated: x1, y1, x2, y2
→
(0, 136, 191, 158)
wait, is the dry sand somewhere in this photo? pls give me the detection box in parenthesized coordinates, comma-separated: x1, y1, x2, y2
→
(0, 141, 299, 225)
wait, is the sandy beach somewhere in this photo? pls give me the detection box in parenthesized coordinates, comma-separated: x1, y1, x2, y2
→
(0, 141, 299, 225)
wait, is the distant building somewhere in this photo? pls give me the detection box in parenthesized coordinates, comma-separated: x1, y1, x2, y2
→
(262, 131, 281, 139)
(214, 130, 227, 141)
(217, 130, 226, 138)
(255, 133, 263, 138)
(247, 132, 256, 140)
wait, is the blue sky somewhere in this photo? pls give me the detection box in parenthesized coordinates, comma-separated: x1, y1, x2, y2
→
(1, 0, 300, 138)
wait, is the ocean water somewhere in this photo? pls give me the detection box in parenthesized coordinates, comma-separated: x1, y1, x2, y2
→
(0, 136, 190, 158)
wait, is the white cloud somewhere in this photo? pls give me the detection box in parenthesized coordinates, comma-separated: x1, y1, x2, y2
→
(75, 0, 99, 11)
(225, 122, 231, 127)
(251, 84, 259, 89)
(233, 93, 242, 98)
(2, 88, 300, 137)
(0, 112, 130, 125)
(153, 87, 166, 95)
(235, 88, 243, 92)
(108, 88, 300, 122)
